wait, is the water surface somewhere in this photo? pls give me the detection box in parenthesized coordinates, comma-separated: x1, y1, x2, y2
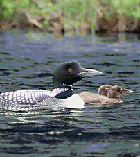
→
(0, 29, 140, 157)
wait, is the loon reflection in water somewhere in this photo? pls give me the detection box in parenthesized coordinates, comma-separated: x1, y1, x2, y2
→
(0, 60, 103, 111)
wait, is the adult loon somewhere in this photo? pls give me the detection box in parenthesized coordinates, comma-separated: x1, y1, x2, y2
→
(78, 85, 133, 105)
(0, 60, 103, 111)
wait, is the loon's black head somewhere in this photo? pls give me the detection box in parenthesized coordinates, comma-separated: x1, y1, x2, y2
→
(53, 60, 103, 89)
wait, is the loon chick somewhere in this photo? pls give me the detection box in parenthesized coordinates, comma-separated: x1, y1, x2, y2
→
(98, 85, 113, 96)
(78, 85, 133, 105)
(0, 60, 103, 111)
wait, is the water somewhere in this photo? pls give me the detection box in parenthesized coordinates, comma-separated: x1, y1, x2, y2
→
(0, 29, 140, 157)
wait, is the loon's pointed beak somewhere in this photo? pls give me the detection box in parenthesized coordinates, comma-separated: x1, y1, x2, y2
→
(79, 68, 103, 77)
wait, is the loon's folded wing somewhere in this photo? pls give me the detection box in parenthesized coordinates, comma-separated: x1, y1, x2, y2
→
(0, 90, 63, 111)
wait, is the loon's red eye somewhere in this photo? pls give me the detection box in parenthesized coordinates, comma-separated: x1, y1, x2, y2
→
(68, 68, 73, 74)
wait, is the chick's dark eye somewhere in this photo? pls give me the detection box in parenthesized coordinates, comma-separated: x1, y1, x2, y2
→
(105, 87, 109, 91)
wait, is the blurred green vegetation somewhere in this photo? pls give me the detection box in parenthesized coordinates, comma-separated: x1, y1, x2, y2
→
(111, 0, 140, 18)
(0, 0, 140, 29)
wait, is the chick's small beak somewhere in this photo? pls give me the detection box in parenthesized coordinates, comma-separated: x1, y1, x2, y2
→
(126, 90, 134, 94)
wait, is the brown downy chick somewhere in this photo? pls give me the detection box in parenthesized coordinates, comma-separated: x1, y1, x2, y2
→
(107, 85, 133, 100)
(98, 85, 113, 96)
(78, 85, 133, 105)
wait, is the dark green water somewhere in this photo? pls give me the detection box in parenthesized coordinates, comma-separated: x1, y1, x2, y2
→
(0, 29, 140, 157)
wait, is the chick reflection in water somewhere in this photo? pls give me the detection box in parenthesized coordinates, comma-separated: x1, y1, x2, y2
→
(78, 85, 133, 106)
